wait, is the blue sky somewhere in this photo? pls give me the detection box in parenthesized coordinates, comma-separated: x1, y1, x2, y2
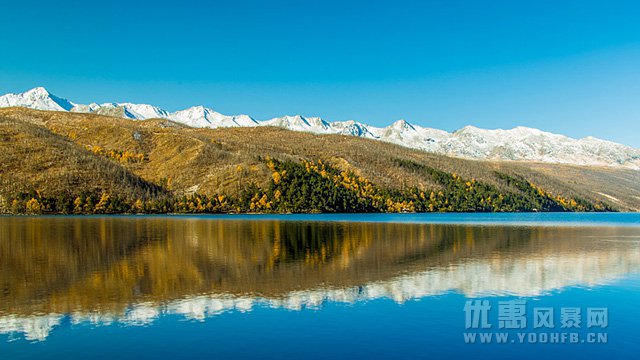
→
(1, 0, 639, 146)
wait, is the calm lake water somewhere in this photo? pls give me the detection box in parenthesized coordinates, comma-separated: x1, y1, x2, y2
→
(1, 213, 639, 359)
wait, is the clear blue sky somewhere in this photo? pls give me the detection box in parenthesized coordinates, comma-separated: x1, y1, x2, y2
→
(1, 0, 639, 146)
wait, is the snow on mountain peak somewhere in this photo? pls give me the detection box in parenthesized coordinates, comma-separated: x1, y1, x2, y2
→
(115, 103, 171, 120)
(0, 87, 74, 111)
(454, 125, 488, 135)
(173, 106, 209, 118)
(171, 106, 219, 127)
(233, 114, 258, 126)
(261, 115, 332, 134)
(391, 119, 414, 130)
(25, 86, 50, 96)
(329, 120, 378, 138)
(178, 105, 212, 116)
(0, 87, 638, 168)
(511, 125, 539, 132)
(171, 106, 259, 128)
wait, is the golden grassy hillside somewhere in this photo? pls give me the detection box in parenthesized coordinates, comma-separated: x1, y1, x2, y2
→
(0, 110, 165, 202)
(0, 107, 637, 212)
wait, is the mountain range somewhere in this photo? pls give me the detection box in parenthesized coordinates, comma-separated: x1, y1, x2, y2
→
(1, 87, 639, 168)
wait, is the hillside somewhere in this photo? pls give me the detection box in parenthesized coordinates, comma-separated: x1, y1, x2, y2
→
(0, 107, 638, 214)
(2, 87, 640, 168)
(0, 110, 166, 211)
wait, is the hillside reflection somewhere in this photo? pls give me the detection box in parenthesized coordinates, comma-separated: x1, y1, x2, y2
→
(1, 217, 639, 341)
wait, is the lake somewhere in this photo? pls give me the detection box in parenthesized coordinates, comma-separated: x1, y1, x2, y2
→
(1, 213, 639, 359)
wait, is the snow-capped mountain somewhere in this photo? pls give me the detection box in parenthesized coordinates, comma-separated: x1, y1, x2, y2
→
(71, 102, 170, 120)
(2, 87, 639, 168)
(328, 120, 378, 137)
(171, 106, 258, 128)
(0, 87, 74, 111)
(367, 119, 451, 149)
(260, 115, 333, 134)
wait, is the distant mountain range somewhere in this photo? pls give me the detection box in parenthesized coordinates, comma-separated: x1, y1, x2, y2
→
(2, 87, 639, 168)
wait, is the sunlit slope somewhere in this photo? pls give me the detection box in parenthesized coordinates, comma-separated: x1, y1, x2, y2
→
(0, 107, 637, 211)
(0, 110, 165, 202)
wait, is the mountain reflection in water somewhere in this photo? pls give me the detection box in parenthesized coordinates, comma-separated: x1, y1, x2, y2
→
(0, 216, 639, 341)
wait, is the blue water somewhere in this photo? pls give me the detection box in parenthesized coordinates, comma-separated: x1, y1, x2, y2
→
(1, 213, 639, 359)
(19, 211, 640, 226)
(4, 283, 639, 360)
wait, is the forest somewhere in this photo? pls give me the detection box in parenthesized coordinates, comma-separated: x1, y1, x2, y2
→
(5, 158, 610, 215)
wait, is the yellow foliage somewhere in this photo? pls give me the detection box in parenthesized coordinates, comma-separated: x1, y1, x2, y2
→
(272, 172, 282, 184)
(265, 158, 276, 171)
(94, 192, 111, 213)
(25, 198, 43, 214)
(85, 144, 145, 163)
(73, 197, 83, 213)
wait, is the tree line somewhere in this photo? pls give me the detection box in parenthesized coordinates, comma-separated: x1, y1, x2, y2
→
(3, 158, 611, 214)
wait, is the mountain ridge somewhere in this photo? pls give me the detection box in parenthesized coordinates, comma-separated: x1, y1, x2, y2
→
(1, 87, 639, 168)
(1, 107, 638, 213)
